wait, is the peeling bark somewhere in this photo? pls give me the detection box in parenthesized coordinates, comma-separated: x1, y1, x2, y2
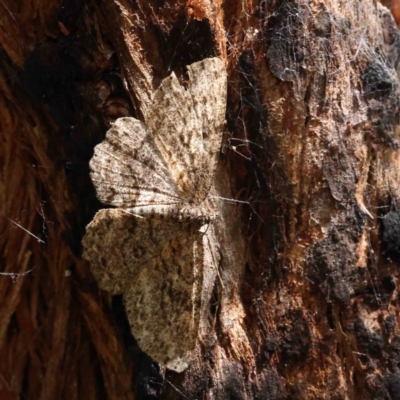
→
(2, 0, 400, 399)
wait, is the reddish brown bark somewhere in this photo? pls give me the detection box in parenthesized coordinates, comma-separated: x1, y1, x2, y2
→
(1, 0, 400, 399)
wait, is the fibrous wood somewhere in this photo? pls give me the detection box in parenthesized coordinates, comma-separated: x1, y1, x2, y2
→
(1, 0, 400, 399)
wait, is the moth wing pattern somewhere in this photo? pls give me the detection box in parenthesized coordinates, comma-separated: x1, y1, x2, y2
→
(82, 58, 227, 372)
(124, 219, 205, 373)
(82, 209, 185, 294)
(89, 117, 181, 209)
(146, 57, 227, 203)
(186, 58, 227, 200)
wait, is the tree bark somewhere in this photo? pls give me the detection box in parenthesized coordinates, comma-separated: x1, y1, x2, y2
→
(1, 0, 400, 399)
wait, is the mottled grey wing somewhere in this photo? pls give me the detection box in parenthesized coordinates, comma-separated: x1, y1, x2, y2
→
(187, 58, 227, 199)
(82, 208, 186, 294)
(89, 117, 183, 208)
(123, 225, 205, 372)
(146, 57, 227, 203)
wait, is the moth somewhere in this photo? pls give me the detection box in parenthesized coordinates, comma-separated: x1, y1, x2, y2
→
(82, 57, 227, 372)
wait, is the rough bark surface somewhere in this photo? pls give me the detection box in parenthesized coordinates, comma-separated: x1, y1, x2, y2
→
(2, 0, 400, 399)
